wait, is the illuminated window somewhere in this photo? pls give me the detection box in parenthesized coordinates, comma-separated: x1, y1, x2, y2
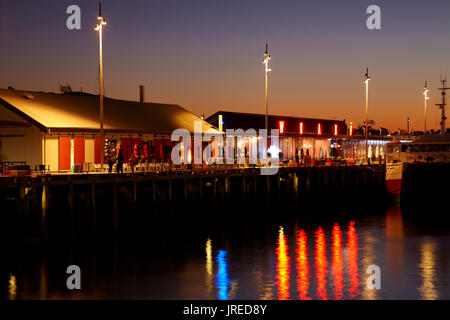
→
(334, 124, 338, 136)
(279, 121, 285, 134)
(317, 123, 321, 135)
(299, 122, 304, 135)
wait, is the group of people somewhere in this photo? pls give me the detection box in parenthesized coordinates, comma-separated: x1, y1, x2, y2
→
(106, 143, 152, 174)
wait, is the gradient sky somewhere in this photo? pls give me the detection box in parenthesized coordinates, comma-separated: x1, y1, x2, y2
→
(1, 0, 450, 131)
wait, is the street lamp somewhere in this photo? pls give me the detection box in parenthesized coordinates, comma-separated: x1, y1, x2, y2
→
(364, 67, 371, 164)
(423, 81, 430, 132)
(95, 3, 107, 169)
(262, 43, 271, 132)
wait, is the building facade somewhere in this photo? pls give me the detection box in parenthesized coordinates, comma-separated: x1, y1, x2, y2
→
(0, 88, 217, 172)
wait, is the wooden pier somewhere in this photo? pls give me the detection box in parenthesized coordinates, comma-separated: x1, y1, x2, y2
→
(0, 165, 386, 245)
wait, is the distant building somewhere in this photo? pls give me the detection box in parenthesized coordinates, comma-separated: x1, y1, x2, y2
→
(206, 111, 391, 163)
(0, 88, 217, 171)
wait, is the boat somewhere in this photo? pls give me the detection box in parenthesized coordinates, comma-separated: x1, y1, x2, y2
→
(385, 134, 450, 196)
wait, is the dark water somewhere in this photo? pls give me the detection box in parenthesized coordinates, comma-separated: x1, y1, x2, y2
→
(2, 205, 450, 300)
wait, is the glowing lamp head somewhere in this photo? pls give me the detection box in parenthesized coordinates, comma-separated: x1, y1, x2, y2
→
(299, 122, 304, 135)
(334, 124, 338, 136)
(317, 123, 322, 135)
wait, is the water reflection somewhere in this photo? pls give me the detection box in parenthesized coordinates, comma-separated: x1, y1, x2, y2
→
(418, 241, 439, 300)
(331, 224, 344, 300)
(296, 229, 310, 300)
(315, 227, 328, 300)
(6, 206, 449, 300)
(8, 274, 17, 300)
(347, 221, 360, 298)
(360, 230, 378, 300)
(205, 238, 214, 294)
(276, 226, 290, 300)
(216, 250, 230, 300)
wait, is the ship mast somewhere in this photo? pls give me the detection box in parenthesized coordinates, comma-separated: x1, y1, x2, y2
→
(436, 74, 449, 135)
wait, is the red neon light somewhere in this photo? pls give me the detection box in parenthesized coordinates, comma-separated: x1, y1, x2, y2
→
(334, 124, 338, 136)
(299, 122, 304, 135)
(279, 121, 285, 134)
(317, 123, 322, 135)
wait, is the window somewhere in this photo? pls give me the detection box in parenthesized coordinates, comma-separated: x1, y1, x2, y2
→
(401, 145, 407, 152)
(442, 144, 450, 152)
(432, 144, 440, 152)
(414, 144, 421, 152)
(424, 144, 432, 152)
(387, 145, 393, 153)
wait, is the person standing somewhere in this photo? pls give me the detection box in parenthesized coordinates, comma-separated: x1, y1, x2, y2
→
(116, 144, 124, 174)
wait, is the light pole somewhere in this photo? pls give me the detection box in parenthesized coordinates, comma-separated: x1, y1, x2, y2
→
(423, 81, 430, 132)
(364, 67, 371, 164)
(262, 43, 271, 132)
(95, 3, 107, 169)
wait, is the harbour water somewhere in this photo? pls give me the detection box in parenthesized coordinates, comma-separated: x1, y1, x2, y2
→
(2, 203, 449, 300)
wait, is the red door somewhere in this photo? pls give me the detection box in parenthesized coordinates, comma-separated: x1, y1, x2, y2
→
(59, 137, 71, 171)
(74, 137, 85, 164)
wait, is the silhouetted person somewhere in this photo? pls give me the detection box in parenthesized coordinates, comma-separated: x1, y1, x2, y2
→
(116, 144, 124, 174)
(107, 150, 114, 173)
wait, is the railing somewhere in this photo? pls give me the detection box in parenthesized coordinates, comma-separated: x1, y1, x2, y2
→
(0, 161, 27, 175)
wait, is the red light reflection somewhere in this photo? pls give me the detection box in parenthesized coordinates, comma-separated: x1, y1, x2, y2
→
(331, 223, 344, 300)
(296, 229, 311, 300)
(314, 227, 328, 300)
(347, 221, 360, 298)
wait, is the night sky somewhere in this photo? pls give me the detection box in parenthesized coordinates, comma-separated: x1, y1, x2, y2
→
(1, 0, 450, 131)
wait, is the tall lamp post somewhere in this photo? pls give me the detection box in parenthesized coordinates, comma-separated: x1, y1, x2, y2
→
(262, 44, 271, 132)
(95, 3, 107, 169)
(364, 67, 371, 164)
(423, 81, 430, 132)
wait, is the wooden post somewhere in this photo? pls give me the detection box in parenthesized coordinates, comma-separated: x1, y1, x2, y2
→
(40, 180, 48, 242)
(68, 178, 75, 241)
(133, 177, 137, 204)
(242, 171, 246, 202)
(14, 180, 24, 245)
(91, 182, 97, 232)
(306, 167, 311, 193)
(152, 178, 156, 203)
(113, 178, 118, 234)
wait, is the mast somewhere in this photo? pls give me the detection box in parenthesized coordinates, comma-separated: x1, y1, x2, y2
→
(435, 74, 449, 135)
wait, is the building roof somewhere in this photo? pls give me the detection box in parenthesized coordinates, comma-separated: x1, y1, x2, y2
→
(206, 111, 348, 137)
(0, 88, 219, 135)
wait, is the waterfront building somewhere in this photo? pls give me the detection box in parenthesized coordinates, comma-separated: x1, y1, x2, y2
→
(0, 88, 217, 172)
(206, 111, 391, 164)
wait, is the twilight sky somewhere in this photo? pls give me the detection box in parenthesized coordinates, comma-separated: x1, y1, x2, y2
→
(1, 0, 450, 131)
